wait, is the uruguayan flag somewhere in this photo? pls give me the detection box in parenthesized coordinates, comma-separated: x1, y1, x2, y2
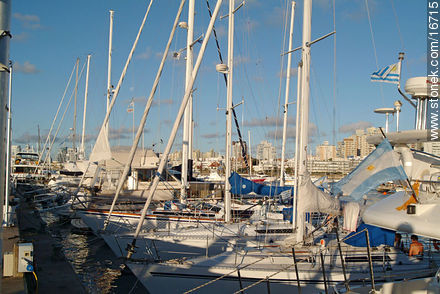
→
(371, 63, 400, 84)
(331, 139, 407, 200)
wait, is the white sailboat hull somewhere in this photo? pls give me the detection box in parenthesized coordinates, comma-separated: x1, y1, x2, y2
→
(362, 191, 440, 240)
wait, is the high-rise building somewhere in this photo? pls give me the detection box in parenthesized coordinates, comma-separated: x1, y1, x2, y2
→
(337, 128, 378, 159)
(315, 141, 336, 160)
(256, 140, 276, 162)
(232, 140, 247, 160)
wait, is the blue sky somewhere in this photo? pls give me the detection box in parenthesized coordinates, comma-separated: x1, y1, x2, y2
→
(10, 0, 426, 158)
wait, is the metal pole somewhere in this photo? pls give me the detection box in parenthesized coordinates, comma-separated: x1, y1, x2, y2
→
(248, 130, 252, 176)
(125, 0, 223, 258)
(266, 277, 271, 294)
(3, 61, 12, 227)
(181, 0, 195, 202)
(0, 0, 11, 246)
(320, 252, 328, 294)
(106, 10, 114, 138)
(280, 1, 296, 187)
(291, 247, 302, 293)
(293, 61, 302, 231)
(365, 230, 376, 292)
(335, 221, 350, 292)
(237, 269, 244, 294)
(81, 54, 91, 159)
(296, 0, 312, 243)
(224, 0, 235, 223)
(73, 57, 79, 156)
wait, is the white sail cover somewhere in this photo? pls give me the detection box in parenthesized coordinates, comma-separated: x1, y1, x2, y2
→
(89, 127, 112, 162)
(297, 172, 340, 215)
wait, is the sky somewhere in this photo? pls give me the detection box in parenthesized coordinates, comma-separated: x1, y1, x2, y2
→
(10, 0, 427, 159)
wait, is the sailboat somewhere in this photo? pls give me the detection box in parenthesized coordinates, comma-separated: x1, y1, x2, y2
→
(79, 0, 298, 262)
(124, 1, 440, 293)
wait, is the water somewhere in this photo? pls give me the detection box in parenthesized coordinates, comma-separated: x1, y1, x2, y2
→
(41, 211, 148, 294)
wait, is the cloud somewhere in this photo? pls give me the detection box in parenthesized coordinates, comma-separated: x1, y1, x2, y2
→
(13, 13, 43, 30)
(137, 47, 152, 60)
(14, 61, 39, 74)
(109, 125, 149, 141)
(124, 97, 174, 107)
(201, 133, 222, 139)
(13, 131, 65, 145)
(153, 99, 174, 106)
(338, 121, 373, 134)
(12, 32, 29, 42)
(244, 116, 295, 127)
(265, 124, 318, 140)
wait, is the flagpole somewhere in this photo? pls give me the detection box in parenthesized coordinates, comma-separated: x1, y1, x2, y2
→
(396, 52, 416, 109)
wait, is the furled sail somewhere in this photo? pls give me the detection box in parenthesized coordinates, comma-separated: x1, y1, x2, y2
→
(89, 127, 112, 162)
(297, 171, 340, 215)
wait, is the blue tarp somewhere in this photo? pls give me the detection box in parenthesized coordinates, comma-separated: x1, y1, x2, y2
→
(344, 222, 395, 247)
(229, 172, 293, 197)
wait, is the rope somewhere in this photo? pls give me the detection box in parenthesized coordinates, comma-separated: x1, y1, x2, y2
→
(365, 0, 385, 105)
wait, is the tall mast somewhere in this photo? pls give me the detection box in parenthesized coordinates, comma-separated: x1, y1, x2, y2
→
(106, 10, 114, 138)
(224, 0, 236, 223)
(296, 0, 312, 243)
(81, 54, 91, 159)
(3, 61, 12, 227)
(0, 0, 11, 228)
(72, 57, 79, 157)
(280, 1, 296, 187)
(181, 0, 195, 202)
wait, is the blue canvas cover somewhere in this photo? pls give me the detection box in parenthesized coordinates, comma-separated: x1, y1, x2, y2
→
(344, 222, 395, 247)
(229, 172, 293, 197)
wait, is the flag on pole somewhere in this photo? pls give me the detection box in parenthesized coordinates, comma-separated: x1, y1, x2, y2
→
(371, 63, 400, 84)
(331, 138, 407, 200)
(127, 100, 134, 113)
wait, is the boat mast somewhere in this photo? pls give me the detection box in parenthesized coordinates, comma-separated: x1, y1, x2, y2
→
(224, 0, 236, 223)
(72, 57, 79, 159)
(81, 54, 91, 159)
(296, 0, 312, 243)
(180, 0, 195, 202)
(280, 1, 296, 187)
(3, 61, 12, 227)
(0, 0, 11, 228)
(125, 0, 223, 258)
(106, 10, 114, 138)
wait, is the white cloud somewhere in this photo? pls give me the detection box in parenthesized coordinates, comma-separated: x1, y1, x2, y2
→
(13, 13, 43, 30)
(137, 47, 152, 60)
(14, 61, 39, 74)
(244, 116, 295, 127)
(338, 121, 373, 134)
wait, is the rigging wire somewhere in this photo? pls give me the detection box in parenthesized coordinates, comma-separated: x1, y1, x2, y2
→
(365, 0, 385, 106)
(274, 0, 290, 158)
